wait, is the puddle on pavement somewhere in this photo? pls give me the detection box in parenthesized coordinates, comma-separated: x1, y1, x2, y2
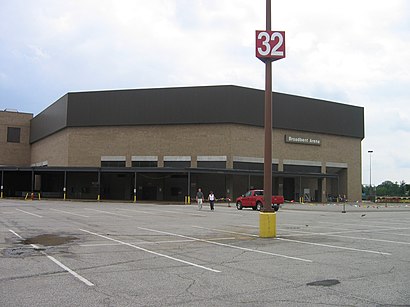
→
(307, 279, 340, 287)
(3, 234, 78, 258)
(22, 234, 78, 246)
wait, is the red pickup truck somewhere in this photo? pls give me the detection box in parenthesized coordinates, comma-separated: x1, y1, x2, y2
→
(236, 190, 284, 211)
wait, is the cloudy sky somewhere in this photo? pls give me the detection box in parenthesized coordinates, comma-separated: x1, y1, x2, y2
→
(1, 0, 409, 185)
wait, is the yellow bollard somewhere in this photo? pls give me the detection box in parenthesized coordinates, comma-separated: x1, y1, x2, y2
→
(184, 196, 191, 204)
(134, 194, 137, 203)
(259, 212, 276, 238)
(97, 194, 100, 202)
(38, 193, 41, 201)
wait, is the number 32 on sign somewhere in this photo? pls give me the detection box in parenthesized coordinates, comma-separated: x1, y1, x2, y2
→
(256, 31, 285, 62)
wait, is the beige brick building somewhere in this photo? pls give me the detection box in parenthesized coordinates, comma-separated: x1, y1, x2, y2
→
(1, 85, 364, 202)
(0, 110, 32, 166)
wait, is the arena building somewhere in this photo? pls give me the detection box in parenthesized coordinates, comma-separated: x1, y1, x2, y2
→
(0, 85, 364, 202)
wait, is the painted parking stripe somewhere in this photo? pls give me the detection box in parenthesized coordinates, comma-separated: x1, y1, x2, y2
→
(79, 229, 220, 273)
(319, 227, 410, 236)
(15, 208, 42, 218)
(44, 254, 94, 286)
(84, 208, 130, 217)
(318, 221, 410, 230)
(280, 227, 410, 237)
(276, 238, 391, 255)
(280, 229, 410, 246)
(193, 225, 259, 237)
(116, 208, 163, 215)
(117, 207, 207, 217)
(377, 232, 410, 237)
(139, 226, 312, 263)
(9, 229, 24, 239)
(280, 209, 325, 214)
(79, 237, 237, 247)
(9, 229, 94, 286)
(49, 208, 90, 218)
(196, 226, 391, 256)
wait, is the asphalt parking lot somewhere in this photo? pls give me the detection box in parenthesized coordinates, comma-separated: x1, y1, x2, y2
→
(1, 199, 409, 306)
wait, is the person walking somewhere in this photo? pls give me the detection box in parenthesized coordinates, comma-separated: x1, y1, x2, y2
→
(196, 188, 204, 210)
(208, 191, 216, 211)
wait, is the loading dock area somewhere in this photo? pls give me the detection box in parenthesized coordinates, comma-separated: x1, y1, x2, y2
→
(1, 199, 409, 306)
(0, 166, 340, 203)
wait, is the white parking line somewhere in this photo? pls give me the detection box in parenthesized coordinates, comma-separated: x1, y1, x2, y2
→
(279, 227, 408, 237)
(279, 229, 410, 246)
(276, 238, 391, 255)
(280, 209, 326, 214)
(49, 208, 90, 218)
(84, 208, 129, 217)
(116, 208, 162, 215)
(193, 225, 258, 237)
(8, 229, 94, 286)
(281, 223, 348, 231)
(117, 207, 207, 217)
(139, 226, 312, 263)
(318, 221, 410, 230)
(79, 229, 221, 273)
(15, 208, 42, 218)
(44, 254, 94, 286)
(364, 220, 410, 226)
(195, 226, 391, 256)
(377, 232, 410, 237)
(9, 229, 24, 239)
(79, 237, 236, 247)
(319, 227, 410, 236)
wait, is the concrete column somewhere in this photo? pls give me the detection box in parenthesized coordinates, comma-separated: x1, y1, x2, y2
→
(126, 155, 131, 167)
(321, 163, 327, 202)
(278, 159, 284, 172)
(226, 155, 233, 169)
(225, 174, 234, 200)
(278, 177, 284, 196)
(191, 156, 197, 168)
(158, 155, 164, 167)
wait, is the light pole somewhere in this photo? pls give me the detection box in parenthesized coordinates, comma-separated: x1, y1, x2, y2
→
(368, 150, 373, 201)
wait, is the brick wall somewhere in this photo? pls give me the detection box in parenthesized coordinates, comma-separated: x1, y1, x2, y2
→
(28, 123, 362, 201)
(0, 111, 32, 166)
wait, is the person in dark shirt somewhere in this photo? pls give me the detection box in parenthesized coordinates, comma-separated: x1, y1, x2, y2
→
(196, 188, 204, 210)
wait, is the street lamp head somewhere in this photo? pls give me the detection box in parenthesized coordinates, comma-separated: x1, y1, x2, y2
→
(368, 150, 373, 153)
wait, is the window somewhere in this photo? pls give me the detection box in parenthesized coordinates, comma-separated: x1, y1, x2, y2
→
(132, 161, 158, 167)
(101, 156, 126, 167)
(197, 161, 226, 169)
(101, 161, 126, 167)
(254, 190, 264, 196)
(233, 162, 263, 171)
(164, 161, 190, 168)
(7, 127, 21, 143)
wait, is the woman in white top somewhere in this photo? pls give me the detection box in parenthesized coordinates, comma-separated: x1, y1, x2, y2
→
(208, 191, 215, 211)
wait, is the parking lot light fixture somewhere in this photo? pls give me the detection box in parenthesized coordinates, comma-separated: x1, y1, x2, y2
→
(368, 150, 373, 201)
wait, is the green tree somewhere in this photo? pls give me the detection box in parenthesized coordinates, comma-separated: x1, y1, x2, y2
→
(362, 180, 409, 198)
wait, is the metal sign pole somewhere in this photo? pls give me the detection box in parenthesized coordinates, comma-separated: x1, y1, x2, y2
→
(255, 0, 285, 237)
(263, 0, 273, 212)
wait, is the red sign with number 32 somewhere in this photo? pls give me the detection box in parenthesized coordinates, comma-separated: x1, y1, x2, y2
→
(256, 30, 285, 62)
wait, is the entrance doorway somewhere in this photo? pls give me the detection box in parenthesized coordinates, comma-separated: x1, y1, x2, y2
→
(283, 177, 295, 201)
